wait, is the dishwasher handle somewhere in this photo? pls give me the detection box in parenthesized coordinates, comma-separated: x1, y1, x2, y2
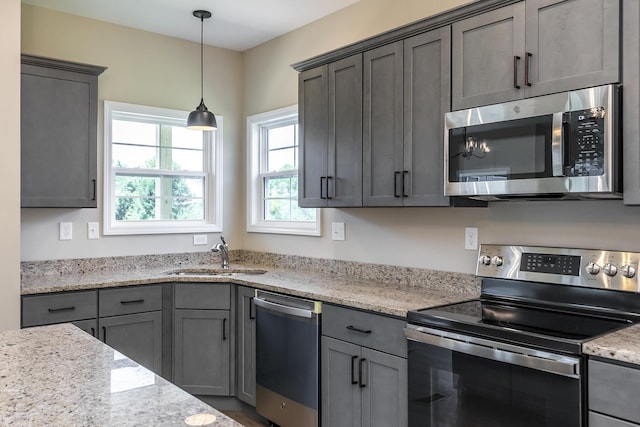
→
(404, 325, 581, 379)
(253, 296, 316, 319)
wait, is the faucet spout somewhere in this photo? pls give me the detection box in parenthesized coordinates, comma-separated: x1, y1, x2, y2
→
(211, 236, 229, 269)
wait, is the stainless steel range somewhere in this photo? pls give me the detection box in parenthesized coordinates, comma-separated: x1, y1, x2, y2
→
(405, 245, 640, 427)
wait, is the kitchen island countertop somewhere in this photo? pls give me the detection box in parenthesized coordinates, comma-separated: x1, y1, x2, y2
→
(0, 323, 241, 426)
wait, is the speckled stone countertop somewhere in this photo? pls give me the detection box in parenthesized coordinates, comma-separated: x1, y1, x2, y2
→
(0, 323, 241, 426)
(583, 323, 640, 366)
(21, 251, 480, 317)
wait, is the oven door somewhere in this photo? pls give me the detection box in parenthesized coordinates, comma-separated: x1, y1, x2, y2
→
(405, 325, 583, 427)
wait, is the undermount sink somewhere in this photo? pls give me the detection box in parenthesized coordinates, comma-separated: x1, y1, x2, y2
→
(166, 268, 267, 277)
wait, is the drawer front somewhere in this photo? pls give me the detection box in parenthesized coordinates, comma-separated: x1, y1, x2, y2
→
(322, 304, 407, 358)
(590, 412, 640, 427)
(22, 291, 97, 327)
(99, 285, 162, 317)
(174, 283, 231, 310)
(589, 360, 640, 424)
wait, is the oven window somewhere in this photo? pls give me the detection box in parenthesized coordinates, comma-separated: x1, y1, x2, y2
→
(448, 115, 553, 183)
(408, 341, 581, 427)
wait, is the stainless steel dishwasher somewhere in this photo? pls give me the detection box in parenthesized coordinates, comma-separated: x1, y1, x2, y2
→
(254, 290, 321, 427)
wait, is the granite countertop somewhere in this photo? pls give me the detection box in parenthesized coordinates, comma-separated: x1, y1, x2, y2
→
(21, 259, 480, 318)
(583, 323, 640, 365)
(0, 323, 241, 426)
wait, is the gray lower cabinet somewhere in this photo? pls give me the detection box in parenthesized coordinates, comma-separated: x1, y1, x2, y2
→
(452, 0, 620, 110)
(98, 285, 163, 375)
(321, 304, 407, 427)
(363, 27, 452, 207)
(173, 283, 232, 396)
(298, 53, 363, 208)
(21, 290, 99, 337)
(236, 286, 256, 406)
(589, 359, 640, 426)
(20, 54, 106, 208)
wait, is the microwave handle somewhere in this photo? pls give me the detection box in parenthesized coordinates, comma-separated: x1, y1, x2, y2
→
(551, 112, 565, 176)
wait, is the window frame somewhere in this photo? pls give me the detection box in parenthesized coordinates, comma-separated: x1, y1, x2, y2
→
(103, 100, 223, 235)
(246, 105, 320, 236)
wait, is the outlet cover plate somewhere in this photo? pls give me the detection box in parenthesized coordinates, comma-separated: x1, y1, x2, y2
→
(193, 235, 208, 245)
(465, 227, 478, 250)
(59, 222, 73, 241)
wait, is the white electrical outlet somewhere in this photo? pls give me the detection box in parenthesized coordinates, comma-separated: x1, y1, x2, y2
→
(464, 227, 478, 250)
(59, 222, 73, 240)
(87, 222, 99, 240)
(332, 222, 345, 241)
(193, 235, 208, 245)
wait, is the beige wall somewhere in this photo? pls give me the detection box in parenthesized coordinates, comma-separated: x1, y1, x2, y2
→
(20, 5, 244, 261)
(241, 0, 640, 274)
(1, 0, 22, 330)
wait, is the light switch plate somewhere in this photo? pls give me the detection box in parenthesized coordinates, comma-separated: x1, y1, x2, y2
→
(464, 227, 478, 250)
(87, 222, 99, 240)
(193, 235, 208, 245)
(332, 222, 345, 241)
(59, 222, 73, 241)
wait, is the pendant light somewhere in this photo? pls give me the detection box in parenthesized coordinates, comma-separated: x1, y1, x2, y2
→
(187, 10, 217, 131)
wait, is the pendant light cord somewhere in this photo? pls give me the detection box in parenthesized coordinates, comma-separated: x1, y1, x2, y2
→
(199, 15, 204, 101)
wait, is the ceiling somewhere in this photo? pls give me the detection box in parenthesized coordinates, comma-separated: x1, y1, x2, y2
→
(21, 0, 360, 52)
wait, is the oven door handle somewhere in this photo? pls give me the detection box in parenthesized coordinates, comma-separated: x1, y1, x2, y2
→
(253, 296, 316, 319)
(404, 325, 580, 379)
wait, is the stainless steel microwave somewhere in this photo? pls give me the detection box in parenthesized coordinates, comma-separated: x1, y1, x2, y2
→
(444, 85, 621, 200)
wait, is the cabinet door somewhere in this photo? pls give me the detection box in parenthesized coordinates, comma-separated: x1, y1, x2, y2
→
(328, 54, 363, 207)
(452, 3, 526, 110)
(72, 319, 98, 338)
(321, 336, 361, 427)
(99, 311, 162, 375)
(21, 56, 103, 208)
(622, 0, 640, 204)
(403, 27, 452, 207)
(524, 0, 619, 98)
(363, 41, 404, 206)
(361, 347, 408, 427)
(236, 286, 256, 406)
(174, 309, 230, 396)
(299, 65, 329, 207)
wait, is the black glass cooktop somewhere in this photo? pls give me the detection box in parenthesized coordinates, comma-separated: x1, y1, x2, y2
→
(408, 299, 632, 354)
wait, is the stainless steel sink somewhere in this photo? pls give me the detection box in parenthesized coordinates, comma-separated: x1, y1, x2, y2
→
(166, 268, 267, 277)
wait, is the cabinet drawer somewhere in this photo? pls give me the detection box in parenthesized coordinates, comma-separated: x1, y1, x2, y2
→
(174, 283, 231, 310)
(22, 291, 97, 327)
(99, 285, 162, 317)
(589, 360, 640, 424)
(322, 304, 407, 358)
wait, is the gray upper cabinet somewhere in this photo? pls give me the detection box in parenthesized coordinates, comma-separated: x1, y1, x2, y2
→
(363, 41, 404, 207)
(452, 0, 620, 110)
(20, 54, 106, 208)
(622, 0, 640, 205)
(364, 27, 452, 207)
(299, 54, 363, 208)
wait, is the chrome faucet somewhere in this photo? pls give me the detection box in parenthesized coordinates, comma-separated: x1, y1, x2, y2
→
(211, 235, 229, 270)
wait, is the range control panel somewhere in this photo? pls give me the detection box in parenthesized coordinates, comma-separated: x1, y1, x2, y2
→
(477, 244, 640, 292)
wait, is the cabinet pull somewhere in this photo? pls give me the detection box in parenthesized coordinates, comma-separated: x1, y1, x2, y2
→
(525, 52, 532, 87)
(351, 355, 359, 385)
(91, 179, 97, 201)
(102, 326, 107, 343)
(120, 299, 144, 305)
(359, 358, 367, 388)
(347, 325, 372, 334)
(320, 177, 327, 199)
(394, 171, 401, 197)
(402, 170, 409, 198)
(223, 318, 227, 341)
(326, 176, 333, 200)
(90, 327, 96, 337)
(48, 306, 75, 313)
(249, 297, 255, 320)
(513, 56, 521, 89)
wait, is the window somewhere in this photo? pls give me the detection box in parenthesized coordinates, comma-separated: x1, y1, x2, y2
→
(247, 105, 320, 235)
(104, 101, 223, 235)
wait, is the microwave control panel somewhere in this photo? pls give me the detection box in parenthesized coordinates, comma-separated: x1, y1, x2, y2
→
(565, 108, 605, 177)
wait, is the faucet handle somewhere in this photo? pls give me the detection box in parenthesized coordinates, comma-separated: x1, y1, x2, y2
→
(220, 235, 227, 247)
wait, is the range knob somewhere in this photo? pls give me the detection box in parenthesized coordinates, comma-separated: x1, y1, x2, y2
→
(585, 262, 601, 275)
(621, 265, 637, 279)
(603, 263, 618, 277)
(491, 256, 504, 267)
(478, 255, 491, 266)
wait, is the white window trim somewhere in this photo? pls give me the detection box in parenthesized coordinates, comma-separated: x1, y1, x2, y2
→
(246, 105, 321, 236)
(103, 100, 223, 235)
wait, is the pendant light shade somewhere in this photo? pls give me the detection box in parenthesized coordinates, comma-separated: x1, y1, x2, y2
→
(187, 10, 217, 131)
